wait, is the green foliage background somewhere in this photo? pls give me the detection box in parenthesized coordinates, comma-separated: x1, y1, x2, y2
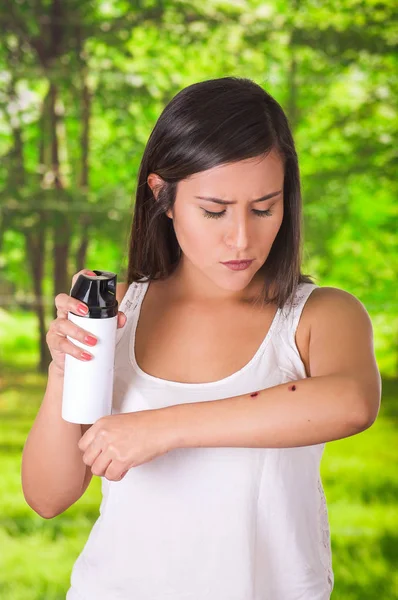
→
(0, 0, 396, 598)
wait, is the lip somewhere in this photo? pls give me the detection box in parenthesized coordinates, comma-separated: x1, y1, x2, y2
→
(221, 259, 254, 271)
(221, 260, 254, 265)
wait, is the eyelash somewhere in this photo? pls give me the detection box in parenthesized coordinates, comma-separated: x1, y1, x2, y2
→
(202, 209, 273, 219)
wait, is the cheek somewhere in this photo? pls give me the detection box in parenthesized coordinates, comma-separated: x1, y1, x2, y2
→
(265, 210, 284, 241)
(271, 215, 283, 237)
(174, 211, 215, 256)
(255, 209, 282, 233)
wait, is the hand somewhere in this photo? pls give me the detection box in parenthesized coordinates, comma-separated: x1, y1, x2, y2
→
(78, 410, 175, 481)
(46, 269, 127, 376)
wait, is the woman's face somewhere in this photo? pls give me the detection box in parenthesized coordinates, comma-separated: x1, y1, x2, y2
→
(147, 150, 284, 297)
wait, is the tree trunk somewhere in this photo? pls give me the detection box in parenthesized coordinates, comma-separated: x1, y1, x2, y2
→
(76, 214, 91, 272)
(75, 34, 92, 274)
(26, 226, 52, 372)
(286, 0, 300, 132)
(49, 82, 72, 319)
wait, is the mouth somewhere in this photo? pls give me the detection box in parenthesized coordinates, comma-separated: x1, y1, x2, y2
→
(221, 260, 254, 266)
(220, 259, 254, 271)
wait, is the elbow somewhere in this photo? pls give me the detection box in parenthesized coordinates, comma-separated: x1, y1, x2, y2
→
(352, 412, 377, 433)
(351, 381, 381, 432)
(22, 485, 67, 520)
(24, 497, 60, 520)
(27, 500, 67, 520)
(36, 508, 60, 520)
(21, 471, 81, 519)
(22, 488, 80, 519)
(21, 481, 54, 519)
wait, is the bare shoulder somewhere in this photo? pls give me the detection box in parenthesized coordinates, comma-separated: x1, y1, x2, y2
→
(305, 285, 374, 335)
(306, 285, 370, 311)
(304, 286, 381, 423)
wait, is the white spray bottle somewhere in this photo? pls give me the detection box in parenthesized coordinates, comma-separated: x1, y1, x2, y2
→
(62, 270, 118, 424)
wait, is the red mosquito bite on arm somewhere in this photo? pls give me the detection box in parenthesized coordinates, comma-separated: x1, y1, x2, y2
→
(249, 384, 297, 398)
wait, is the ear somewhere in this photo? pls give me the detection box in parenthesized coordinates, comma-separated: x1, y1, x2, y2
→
(147, 173, 164, 200)
(147, 173, 173, 220)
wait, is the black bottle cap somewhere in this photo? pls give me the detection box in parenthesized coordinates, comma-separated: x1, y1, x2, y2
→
(70, 270, 118, 319)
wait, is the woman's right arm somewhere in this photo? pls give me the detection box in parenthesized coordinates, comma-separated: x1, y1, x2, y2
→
(21, 273, 128, 519)
(21, 362, 93, 518)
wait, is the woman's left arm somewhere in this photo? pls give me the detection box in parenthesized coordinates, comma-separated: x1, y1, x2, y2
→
(78, 288, 382, 478)
(166, 287, 382, 450)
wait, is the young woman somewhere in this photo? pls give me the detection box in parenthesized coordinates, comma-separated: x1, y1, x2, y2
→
(22, 77, 381, 600)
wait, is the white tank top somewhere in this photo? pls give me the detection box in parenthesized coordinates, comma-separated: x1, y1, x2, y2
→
(66, 279, 334, 600)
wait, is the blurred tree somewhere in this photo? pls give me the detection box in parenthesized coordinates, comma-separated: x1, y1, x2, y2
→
(0, 0, 233, 371)
(0, 0, 396, 374)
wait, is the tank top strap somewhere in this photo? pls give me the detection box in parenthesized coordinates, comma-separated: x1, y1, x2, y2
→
(118, 278, 147, 316)
(279, 282, 319, 343)
(115, 278, 147, 346)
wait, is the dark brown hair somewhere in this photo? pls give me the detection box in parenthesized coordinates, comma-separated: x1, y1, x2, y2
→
(126, 76, 315, 309)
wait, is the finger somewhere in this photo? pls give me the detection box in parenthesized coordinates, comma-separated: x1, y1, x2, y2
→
(47, 331, 94, 361)
(54, 293, 74, 319)
(55, 293, 90, 320)
(81, 439, 103, 469)
(117, 311, 126, 328)
(51, 318, 97, 348)
(90, 451, 113, 477)
(78, 425, 97, 451)
(104, 462, 127, 482)
(48, 319, 95, 359)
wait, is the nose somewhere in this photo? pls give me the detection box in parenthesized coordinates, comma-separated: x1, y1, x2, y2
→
(224, 213, 251, 250)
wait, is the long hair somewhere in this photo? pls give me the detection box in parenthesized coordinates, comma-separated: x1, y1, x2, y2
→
(126, 76, 315, 309)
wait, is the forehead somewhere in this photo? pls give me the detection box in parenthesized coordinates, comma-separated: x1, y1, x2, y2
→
(181, 150, 284, 195)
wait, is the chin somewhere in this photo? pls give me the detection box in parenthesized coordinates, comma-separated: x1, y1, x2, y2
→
(217, 270, 256, 288)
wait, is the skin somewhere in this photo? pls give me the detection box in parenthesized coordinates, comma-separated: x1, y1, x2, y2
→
(76, 152, 380, 478)
(147, 149, 285, 305)
(146, 149, 302, 389)
(81, 151, 300, 478)
(34, 149, 379, 489)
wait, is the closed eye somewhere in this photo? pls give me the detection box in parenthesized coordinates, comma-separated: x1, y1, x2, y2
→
(202, 209, 273, 219)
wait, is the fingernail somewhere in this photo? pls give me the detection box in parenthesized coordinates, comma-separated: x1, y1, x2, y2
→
(81, 351, 93, 360)
(78, 305, 88, 315)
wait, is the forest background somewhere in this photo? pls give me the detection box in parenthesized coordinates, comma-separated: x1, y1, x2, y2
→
(0, 0, 397, 598)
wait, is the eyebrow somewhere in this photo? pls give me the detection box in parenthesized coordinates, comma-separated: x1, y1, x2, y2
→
(194, 190, 282, 205)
